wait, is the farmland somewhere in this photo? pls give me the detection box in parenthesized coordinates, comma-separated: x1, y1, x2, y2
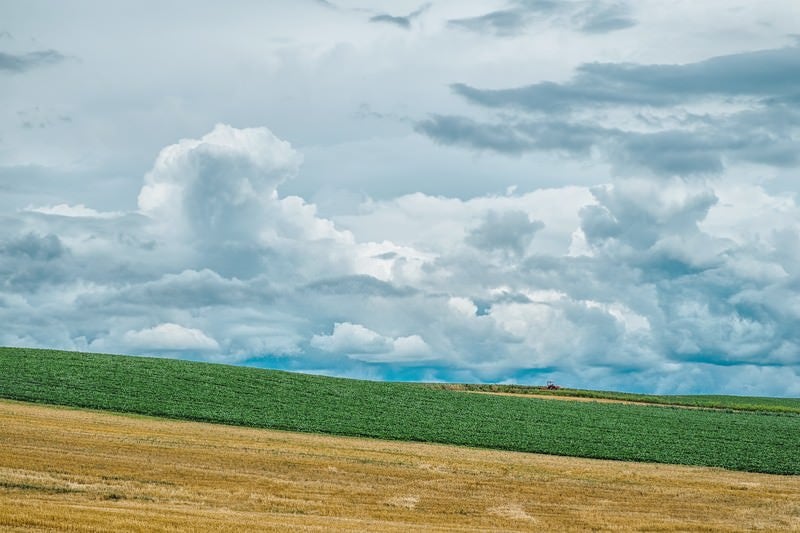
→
(2, 400, 799, 531)
(1, 347, 799, 474)
(429, 383, 800, 414)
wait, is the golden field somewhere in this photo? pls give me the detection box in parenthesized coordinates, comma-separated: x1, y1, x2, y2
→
(1, 399, 799, 532)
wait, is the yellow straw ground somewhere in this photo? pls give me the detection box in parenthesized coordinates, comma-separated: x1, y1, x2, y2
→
(1, 399, 798, 531)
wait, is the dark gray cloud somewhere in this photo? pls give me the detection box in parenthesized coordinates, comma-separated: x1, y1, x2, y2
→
(452, 45, 800, 113)
(581, 185, 718, 252)
(3, 233, 65, 261)
(448, 0, 635, 37)
(303, 275, 416, 297)
(418, 45, 800, 176)
(0, 232, 71, 291)
(418, 108, 800, 176)
(411, 114, 638, 167)
(467, 210, 544, 256)
(416, 115, 538, 154)
(573, 2, 635, 34)
(370, 14, 412, 29)
(0, 49, 66, 73)
(369, 3, 430, 30)
(113, 269, 274, 309)
(448, 8, 537, 36)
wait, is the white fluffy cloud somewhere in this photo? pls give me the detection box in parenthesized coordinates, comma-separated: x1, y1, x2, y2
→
(311, 322, 434, 363)
(311, 322, 394, 354)
(120, 323, 220, 352)
(138, 124, 302, 238)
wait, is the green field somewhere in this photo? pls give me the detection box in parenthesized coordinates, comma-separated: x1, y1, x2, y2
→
(1, 347, 799, 475)
(428, 383, 800, 414)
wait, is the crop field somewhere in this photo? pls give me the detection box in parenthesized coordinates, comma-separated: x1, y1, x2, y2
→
(2, 400, 800, 532)
(429, 383, 800, 414)
(1, 347, 799, 474)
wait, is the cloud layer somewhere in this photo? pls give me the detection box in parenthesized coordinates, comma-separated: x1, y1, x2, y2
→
(2, 124, 799, 396)
(418, 45, 800, 176)
(3, 1, 800, 396)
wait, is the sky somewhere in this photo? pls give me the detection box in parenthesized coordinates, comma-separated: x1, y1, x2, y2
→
(2, 0, 800, 396)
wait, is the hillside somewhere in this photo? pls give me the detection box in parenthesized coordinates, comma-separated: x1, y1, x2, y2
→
(1, 347, 799, 475)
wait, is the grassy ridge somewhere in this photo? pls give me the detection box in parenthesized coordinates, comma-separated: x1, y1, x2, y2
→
(1, 347, 799, 475)
(428, 383, 800, 414)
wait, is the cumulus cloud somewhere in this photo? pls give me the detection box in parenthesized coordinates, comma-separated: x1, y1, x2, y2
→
(2, 124, 800, 395)
(467, 210, 544, 256)
(120, 323, 220, 352)
(311, 322, 434, 363)
(137, 123, 303, 239)
(311, 322, 393, 354)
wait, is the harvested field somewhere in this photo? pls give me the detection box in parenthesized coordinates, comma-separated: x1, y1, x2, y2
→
(2, 400, 799, 532)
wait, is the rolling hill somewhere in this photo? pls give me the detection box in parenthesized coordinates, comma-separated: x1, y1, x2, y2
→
(1, 347, 798, 475)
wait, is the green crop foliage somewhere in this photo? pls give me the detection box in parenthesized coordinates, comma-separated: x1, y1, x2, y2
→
(426, 383, 800, 414)
(1, 347, 798, 475)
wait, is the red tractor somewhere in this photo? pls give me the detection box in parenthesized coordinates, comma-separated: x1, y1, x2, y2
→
(545, 380, 560, 390)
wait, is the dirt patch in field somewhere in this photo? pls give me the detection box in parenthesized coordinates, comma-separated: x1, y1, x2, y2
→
(457, 390, 719, 410)
(385, 495, 419, 509)
(488, 503, 538, 522)
(462, 390, 651, 405)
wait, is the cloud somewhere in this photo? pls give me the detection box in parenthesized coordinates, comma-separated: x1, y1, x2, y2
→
(120, 323, 220, 352)
(2, 124, 800, 395)
(416, 114, 604, 156)
(0, 232, 71, 291)
(572, 2, 635, 34)
(2, 232, 65, 261)
(0, 49, 66, 73)
(24, 203, 123, 219)
(369, 14, 412, 29)
(467, 210, 544, 256)
(368, 3, 430, 29)
(417, 45, 800, 176)
(311, 322, 393, 354)
(418, 107, 800, 176)
(448, 0, 635, 37)
(136, 123, 359, 280)
(311, 322, 434, 363)
(451, 45, 800, 113)
(137, 123, 303, 239)
(303, 275, 416, 297)
(448, 8, 536, 37)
